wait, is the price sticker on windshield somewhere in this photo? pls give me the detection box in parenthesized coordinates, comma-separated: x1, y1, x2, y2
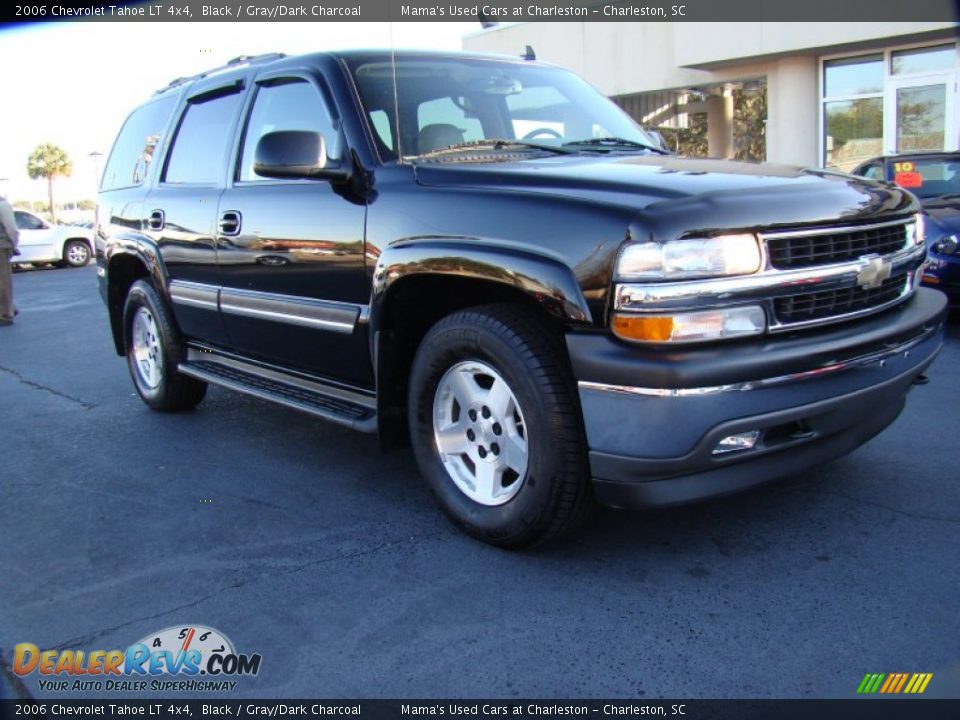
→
(894, 171, 923, 188)
(892, 162, 922, 188)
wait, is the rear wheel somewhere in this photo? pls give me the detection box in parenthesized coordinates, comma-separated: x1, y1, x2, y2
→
(408, 304, 593, 548)
(123, 280, 206, 411)
(61, 240, 91, 268)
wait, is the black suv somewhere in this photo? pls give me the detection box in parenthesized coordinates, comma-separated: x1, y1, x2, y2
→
(97, 50, 946, 547)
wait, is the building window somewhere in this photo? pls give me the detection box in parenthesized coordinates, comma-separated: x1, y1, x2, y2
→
(891, 44, 956, 75)
(822, 43, 958, 171)
(823, 55, 884, 171)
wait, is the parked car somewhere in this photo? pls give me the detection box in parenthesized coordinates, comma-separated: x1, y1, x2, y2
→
(12, 210, 94, 268)
(852, 151, 960, 305)
(97, 51, 945, 548)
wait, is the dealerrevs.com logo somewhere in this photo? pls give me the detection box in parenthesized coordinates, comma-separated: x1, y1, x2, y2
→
(13, 625, 262, 693)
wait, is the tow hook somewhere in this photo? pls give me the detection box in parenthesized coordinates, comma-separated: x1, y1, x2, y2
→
(912, 374, 930, 386)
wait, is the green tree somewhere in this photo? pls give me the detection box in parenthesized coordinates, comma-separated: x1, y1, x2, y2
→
(27, 143, 72, 224)
(734, 86, 767, 162)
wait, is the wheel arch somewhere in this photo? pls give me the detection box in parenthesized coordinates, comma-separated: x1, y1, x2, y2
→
(370, 243, 590, 449)
(105, 248, 161, 355)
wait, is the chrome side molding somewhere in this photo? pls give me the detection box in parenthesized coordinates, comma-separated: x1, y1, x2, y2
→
(219, 287, 358, 334)
(168, 280, 365, 334)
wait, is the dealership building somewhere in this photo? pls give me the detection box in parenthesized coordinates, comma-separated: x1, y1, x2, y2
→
(463, 22, 959, 171)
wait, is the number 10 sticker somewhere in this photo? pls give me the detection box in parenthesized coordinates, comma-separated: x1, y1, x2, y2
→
(893, 162, 923, 189)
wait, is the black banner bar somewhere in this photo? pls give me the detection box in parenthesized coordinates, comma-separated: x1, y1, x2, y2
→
(2, 0, 959, 23)
(2, 700, 960, 720)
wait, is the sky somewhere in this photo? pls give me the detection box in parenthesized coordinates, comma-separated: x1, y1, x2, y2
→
(0, 21, 481, 203)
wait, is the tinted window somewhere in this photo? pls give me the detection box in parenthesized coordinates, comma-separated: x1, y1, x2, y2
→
(860, 162, 884, 180)
(165, 91, 244, 184)
(239, 79, 340, 182)
(101, 96, 176, 191)
(15, 211, 44, 230)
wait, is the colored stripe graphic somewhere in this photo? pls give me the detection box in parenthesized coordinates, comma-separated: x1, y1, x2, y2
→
(859, 674, 885, 694)
(857, 672, 932, 694)
(904, 674, 920, 693)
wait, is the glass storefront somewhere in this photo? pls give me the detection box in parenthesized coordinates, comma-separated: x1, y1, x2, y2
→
(822, 43, 957, 172)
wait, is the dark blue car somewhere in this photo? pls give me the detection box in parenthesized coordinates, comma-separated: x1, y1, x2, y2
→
(853, 151, 960, 306)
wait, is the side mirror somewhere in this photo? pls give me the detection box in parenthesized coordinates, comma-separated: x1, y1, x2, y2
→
(253, 130, 349, 181)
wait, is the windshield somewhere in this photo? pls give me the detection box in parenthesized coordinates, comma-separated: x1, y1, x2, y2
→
(887, 155, 960, 199)
(345, 55, 657, 161)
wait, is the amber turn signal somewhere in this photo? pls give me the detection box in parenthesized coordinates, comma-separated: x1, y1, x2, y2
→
(611, 306, 767, 344)
(612, 314, 675, 342)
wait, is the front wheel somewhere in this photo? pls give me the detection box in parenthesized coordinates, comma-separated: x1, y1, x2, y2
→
(123, 280, 207, 411)
(408, 304, 593, 548)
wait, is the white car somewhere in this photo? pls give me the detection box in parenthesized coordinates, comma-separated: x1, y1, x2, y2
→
(13, 210, 94, 268)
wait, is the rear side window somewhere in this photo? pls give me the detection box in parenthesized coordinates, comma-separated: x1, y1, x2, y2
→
(238, 79, 341, 182)
(101, 96, 176, 191)
(164, 91, 244, 184)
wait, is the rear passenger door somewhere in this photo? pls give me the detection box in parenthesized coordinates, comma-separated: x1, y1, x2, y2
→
(144, 78, 246, 345)
(215, 70, 370, 386)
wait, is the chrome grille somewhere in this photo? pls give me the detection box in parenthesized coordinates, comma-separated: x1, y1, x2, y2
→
(773, 274, 910, 325)
(765, 221, 911, 270)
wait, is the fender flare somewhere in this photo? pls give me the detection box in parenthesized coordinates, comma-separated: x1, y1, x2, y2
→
(104, 234, 169, 298)
(369, 238, 593, 334)
(103, 234, 170, 354)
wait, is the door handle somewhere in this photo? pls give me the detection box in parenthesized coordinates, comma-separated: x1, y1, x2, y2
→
(218, 211, 242, 237)
(147, 209, 164, 231)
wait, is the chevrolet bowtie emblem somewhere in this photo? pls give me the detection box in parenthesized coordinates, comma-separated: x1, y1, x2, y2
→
(856, 255, 892, 290)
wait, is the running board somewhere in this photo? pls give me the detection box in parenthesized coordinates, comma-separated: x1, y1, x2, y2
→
(179, 350, 377, 433)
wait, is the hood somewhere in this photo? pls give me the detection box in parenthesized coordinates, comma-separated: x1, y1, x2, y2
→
(414, 154, 918, 237)
(920, 196, 960, 237)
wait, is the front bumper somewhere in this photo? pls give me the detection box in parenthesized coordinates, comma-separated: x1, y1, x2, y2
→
(568, 288, 947, 509)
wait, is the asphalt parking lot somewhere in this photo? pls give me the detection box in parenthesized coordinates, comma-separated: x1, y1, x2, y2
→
(1, 264, 959, 700)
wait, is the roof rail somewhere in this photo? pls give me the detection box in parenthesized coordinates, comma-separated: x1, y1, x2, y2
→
(154, 52, 287, 95)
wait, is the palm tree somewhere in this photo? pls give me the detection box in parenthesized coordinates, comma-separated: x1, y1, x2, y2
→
(27, 143, 72, 224)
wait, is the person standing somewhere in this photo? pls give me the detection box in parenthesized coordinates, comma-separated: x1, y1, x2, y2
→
(0, 194, 20, 326)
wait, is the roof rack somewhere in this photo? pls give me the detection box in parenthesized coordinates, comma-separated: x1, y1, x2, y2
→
(153, 52, 287, 95)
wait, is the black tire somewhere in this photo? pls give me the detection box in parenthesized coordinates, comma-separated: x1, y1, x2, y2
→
(61, 240, 91, 268)
(123, 279, 207, 412)
(408, 303, 594, 549)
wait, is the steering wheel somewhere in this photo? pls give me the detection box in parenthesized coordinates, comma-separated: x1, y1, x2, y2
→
(521, 128, 563, 141)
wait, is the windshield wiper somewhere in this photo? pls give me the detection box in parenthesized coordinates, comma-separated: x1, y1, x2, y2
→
(413, 138, 575, 159)
(563, 137, 668, 154)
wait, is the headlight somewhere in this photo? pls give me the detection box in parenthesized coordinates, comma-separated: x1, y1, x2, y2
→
(611, 305, 767, 344)
(908, 214, 926, 246)
(616, 233, 762, 280)
(933, 234, 958, 255)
